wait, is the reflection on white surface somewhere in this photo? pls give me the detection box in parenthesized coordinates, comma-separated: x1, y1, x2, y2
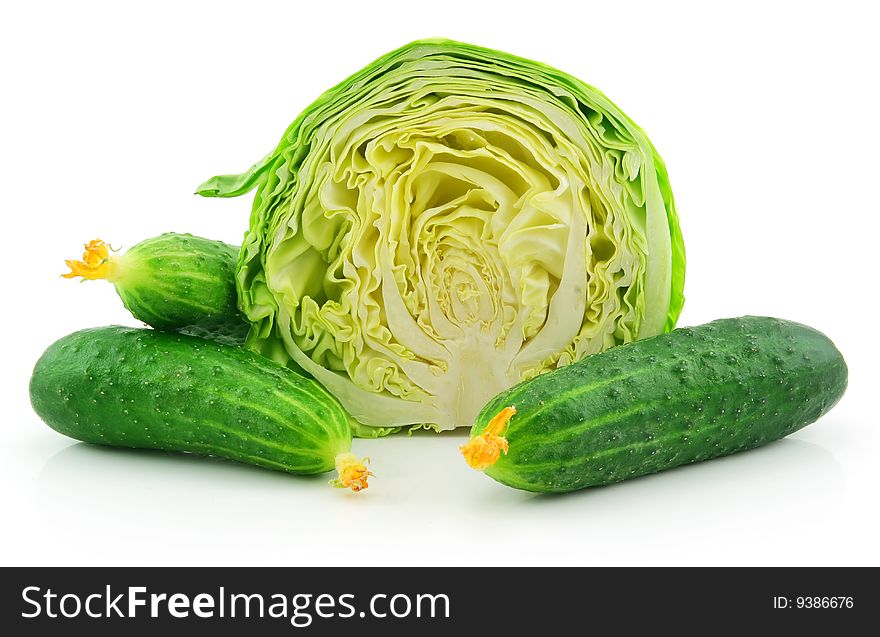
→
(33, 433, 845, 566)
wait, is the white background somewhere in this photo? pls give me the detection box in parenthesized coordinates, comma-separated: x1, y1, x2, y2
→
(2, 0, 878, 566)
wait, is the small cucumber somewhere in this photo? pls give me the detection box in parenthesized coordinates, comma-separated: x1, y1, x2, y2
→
(30, 326, 372, 491)
(64, 234, 248, 345)
(461, 317, 847, 493)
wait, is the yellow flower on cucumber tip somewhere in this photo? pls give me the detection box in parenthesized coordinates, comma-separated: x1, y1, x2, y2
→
(62, 239, 118, 281)
(330, 453, 373, 492)
(460, 406, 516, 470)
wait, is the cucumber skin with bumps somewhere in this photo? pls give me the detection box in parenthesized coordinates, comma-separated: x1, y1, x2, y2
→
(117, 233, 248, 346)
(472, 317, 848, 493)
(29, 327, 351, 475)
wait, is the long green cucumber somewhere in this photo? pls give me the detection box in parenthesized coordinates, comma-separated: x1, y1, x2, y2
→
(462, 317, 847, 493)
(64, 234, 248, 345)
(30, 326, 372, 490)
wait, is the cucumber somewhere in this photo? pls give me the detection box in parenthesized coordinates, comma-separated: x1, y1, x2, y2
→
(30, 326, 372, 491)
(461, 317, 847, 493)
(64, 234, 248, 345)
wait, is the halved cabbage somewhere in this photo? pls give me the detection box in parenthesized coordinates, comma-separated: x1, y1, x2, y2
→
(198, 39, 685, 431)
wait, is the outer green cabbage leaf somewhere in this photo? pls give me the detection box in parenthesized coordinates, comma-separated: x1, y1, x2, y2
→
(198, 39, 686, 430)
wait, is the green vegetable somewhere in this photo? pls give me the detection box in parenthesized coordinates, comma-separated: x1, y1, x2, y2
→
(64, 234, 248, 345)
(461, 317, 847, 493)
(29, 326, 372, 491)
(197, 38, 686, 431)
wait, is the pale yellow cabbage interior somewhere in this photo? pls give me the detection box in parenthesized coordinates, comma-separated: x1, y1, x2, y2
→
(252, 60, 668, 429)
